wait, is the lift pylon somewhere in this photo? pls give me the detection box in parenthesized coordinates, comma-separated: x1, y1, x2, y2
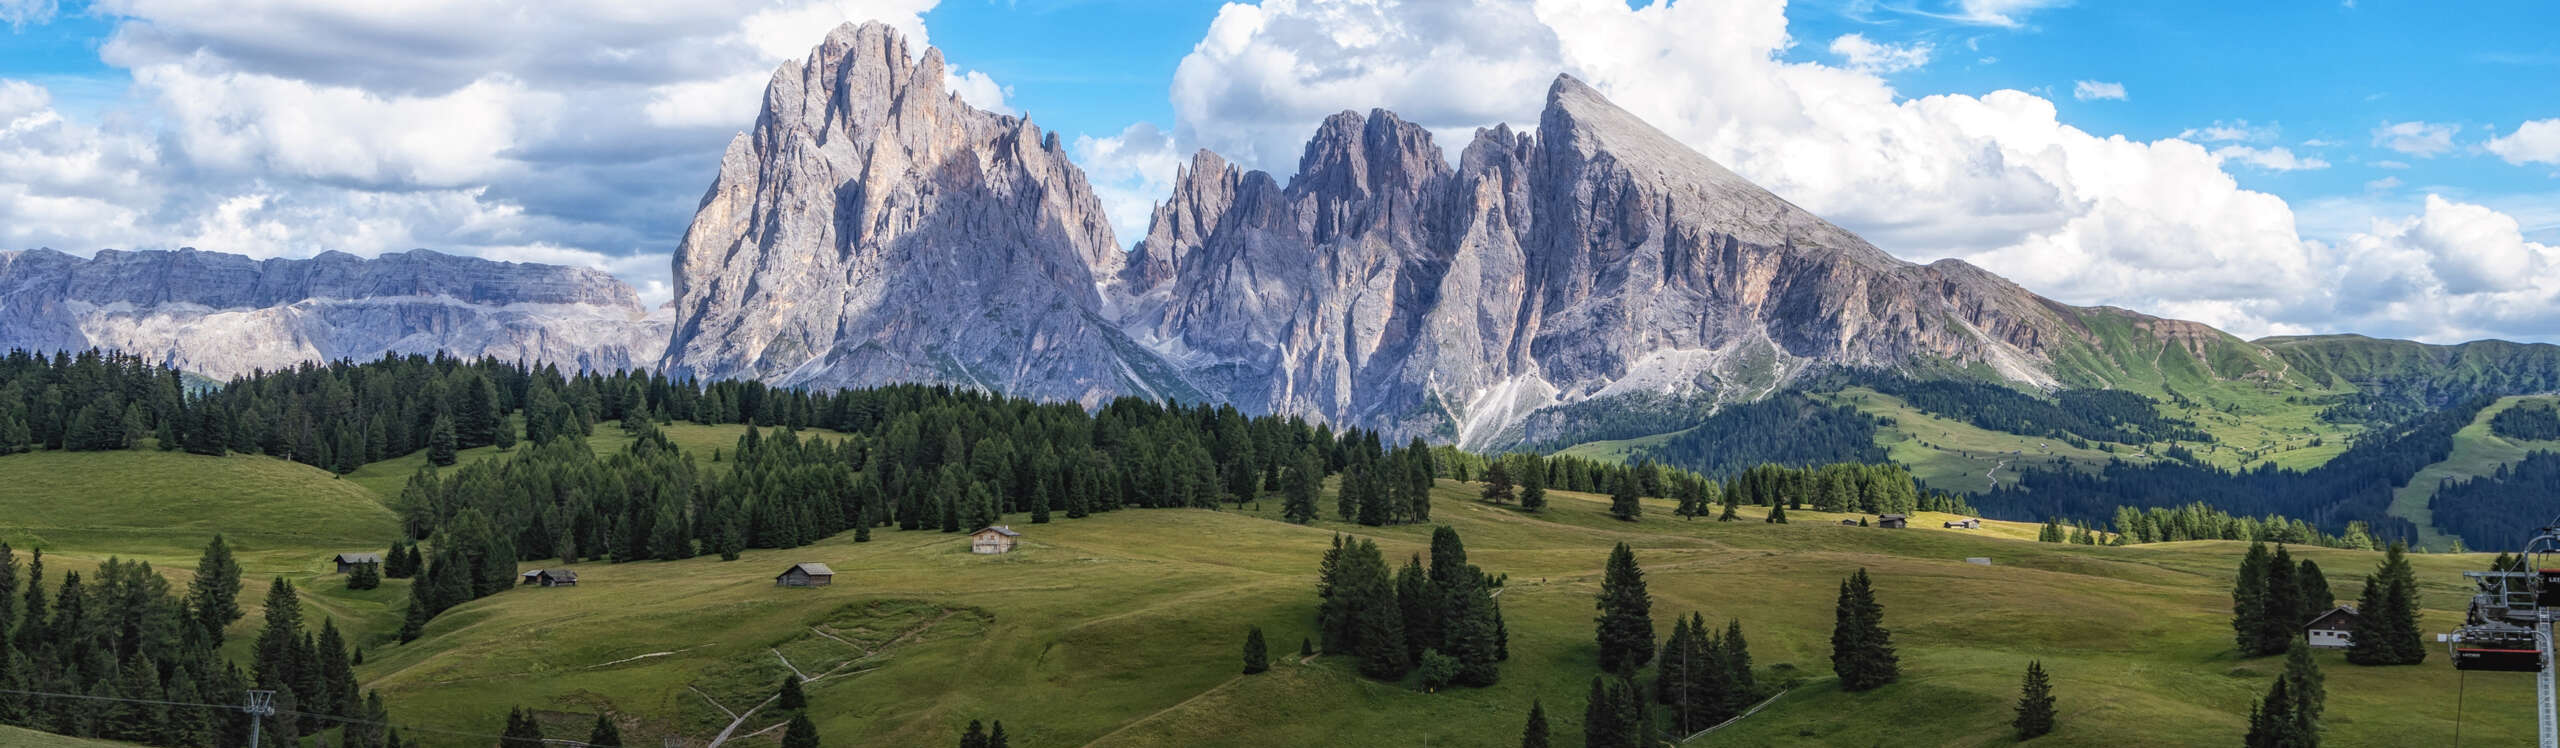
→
(2440, 526, 2560, 748)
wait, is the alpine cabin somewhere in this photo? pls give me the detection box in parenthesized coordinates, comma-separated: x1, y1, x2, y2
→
(1877, 514, 1909, 529)
(519, 569, 578, 587)
(332, 553, 381, 574)
(777, 563, 835, 587)
(971, 526, 1021, 554)
(2306, 605, 2360, 649)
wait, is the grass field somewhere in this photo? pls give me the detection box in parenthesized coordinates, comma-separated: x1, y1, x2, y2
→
(2389, 395, 2560, 551)
(0, 724, 141, 747)
(2, 428, 2534, 747)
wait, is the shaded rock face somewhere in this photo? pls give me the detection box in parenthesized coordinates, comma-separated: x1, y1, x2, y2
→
(668, 23, 2237, 447)
(1114, 76, 2106, 448)
(0, 248, 667, 379)
(660, 21, 1147, 405)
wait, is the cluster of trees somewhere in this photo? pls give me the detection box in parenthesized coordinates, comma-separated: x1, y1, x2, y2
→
(1829, 569, 1899, 692)
(2036, 518, 2109, 544)
(2490, 403, 2560, 441)
(1579, 543, 1766, 746)
(2429, 451, 2560, 551)
(1313, 529, 1509, 686)
(0, 538, 409, 747)
(2347, 543, 2426, 667)
(2108, 504, 2376, 549)
(1976, 399, 2492, 543)
(1852, 372, 2209, 444)
(1635, 392, 1888, 476)
(0, 350, 183, 454)
(2245, 641, 2326, 747)
(2230, 543, 2336, 657)
(1330, 440, 1438, 527)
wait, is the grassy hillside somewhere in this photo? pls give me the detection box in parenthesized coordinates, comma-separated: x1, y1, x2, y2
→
(354, 483, 2527, 747)
(2390, 395, 2560, 550)
(2, 429, 2534, 747)
(0, 725, 142, 747)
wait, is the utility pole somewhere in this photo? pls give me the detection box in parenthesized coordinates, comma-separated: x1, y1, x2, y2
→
(243, 690, 275, 748)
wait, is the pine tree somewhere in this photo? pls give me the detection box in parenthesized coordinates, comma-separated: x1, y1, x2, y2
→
(1520, 699, 1550, 748)
(1594, 543, 1655, 676)
(501, 707, 546, 746)
(2013, 660, 2056, 739)
(2233, 541, 2271, 655)
(2348, 541, 2425, 666)
(346, 561, 381, 590)
(1719, 482, 1739, 521)
(2283, 638, 2324, 725)
(1282, 454, 1320, 524)
(587, 713, 623, 748)
(1609, 473, 1642, 521)
(961, 719, 987, 748)
(425, 413, 457, 467)
(2255, 545, 2305, 656)
(1481, 461, 1515, 504)
(1243, 625, 1270, 674)
(1583, 675, 1644, 748)
(1830, 568, 1899, 691)
(2299, 559, 2335, 612)
(1766, 502, 1788, 523)
(1518, 458, 1546, 512)
(781, 712, 820, 748)
(989, 721, 1010, 748)
(778, 673, 807, 711)
(187, 534, 244, 641)
(1721, 618, 1757, 716)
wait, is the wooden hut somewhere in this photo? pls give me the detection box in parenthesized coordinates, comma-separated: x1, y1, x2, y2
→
(1942, 518, 1982, 530)
(970, 526, 1022, 555)
(332, 552, 381, 574)
(1877, 514, 1909, 529)
(776, 563, 835, 587)
(2306, 605, 2360, 649)
(518, 569, 578, 587)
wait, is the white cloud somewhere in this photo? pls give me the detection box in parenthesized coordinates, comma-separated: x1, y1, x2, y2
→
(2, 0, 954, 297)
(944, 68, 1014, 116)
(2300, 138, 2341, 147)
(1943, 0, 2067, 27)
(2373, 159, 2410, 169)
(2212, 145, 2329, 172)
(2364, 176, 2399, 191)
(2487, 118, 2560, 167)
(0, 0, 55, 28)
(2326, 195, 2560, 340)
(2179, 119, 2273, 143)
(1073, 122, 1185, 245)
(1829, 33, 1932, 74)
(2372, 120, 2458, 157)
(2071, 80, 2126, 101)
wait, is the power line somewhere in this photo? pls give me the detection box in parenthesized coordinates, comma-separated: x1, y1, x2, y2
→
(0, 686, 611, 746)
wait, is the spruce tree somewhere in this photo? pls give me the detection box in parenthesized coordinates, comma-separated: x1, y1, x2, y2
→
(2013, 660, 2056, 739)
(346, 561, 381, 590)
(961, 719, 986, 748)
(1242, 625, 1269, 674)
(1282, 454, 1320, 524)
(1609, 473, 1642, 521)
(187, 534, 243, 641)
(1721, 618, 1757, 716)
(2298, 559, 2334, 612)
(778, 673, 807, 711)
(1518, 459, 1546, 512)
(2255, 545, 2305, 655)
(1594, 543, 1655, 676)
(1719, 486, 1739, 521)
(2232, 541, 2271, 655)
(1520, 699, 1550, 748)
(426, 413, 457, 467)
(781, 712, 820, 748)
(588, 713, 623, 748)
(1830, 568, 1899, 691)
(989, 720, 1009, 748)
(1481, 460, 1514, 504)
(1583, 676, 1640, 748)
(1766, 502, 1787, 523)
(2348, 541, 2425, 666)
(2282, 638, 2324, 724)
(501, 707, 546, 746)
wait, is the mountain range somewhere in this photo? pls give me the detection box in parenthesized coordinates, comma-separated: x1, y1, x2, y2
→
(6, 21, 2554, 452)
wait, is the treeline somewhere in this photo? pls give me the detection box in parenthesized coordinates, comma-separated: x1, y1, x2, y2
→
(1849, 372, 2209, 445)
(1313, 528, 1507, 687)
(1473, 452, 1973, 519)
(1973, 399, 2493, 542)
(1633, 392, 1886, 476)
(0, 350, 185, 454)
(0, 538, 413, 747)
(2104, 503, 2376, 549)
(2429, 451, 2560, 552)
(2491, 403, 2560, 441)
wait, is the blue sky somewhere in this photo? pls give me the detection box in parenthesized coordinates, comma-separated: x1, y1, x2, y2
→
(1, 0, 2555, 342)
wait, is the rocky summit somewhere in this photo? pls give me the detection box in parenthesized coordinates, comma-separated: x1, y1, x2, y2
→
(0, 247, 667, 380)
(658, 21, 1145, 406)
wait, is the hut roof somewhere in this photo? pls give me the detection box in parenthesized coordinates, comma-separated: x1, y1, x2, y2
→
(335, 552, 382, 564)
(545, 569, 578, 582)
(785, 562, 835, 577)
(973, 526, 1022, 537)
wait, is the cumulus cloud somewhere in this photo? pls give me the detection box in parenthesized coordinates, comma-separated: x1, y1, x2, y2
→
(0, 0, 54, 28)
(1132, 0, 2560, 342)
(2488, 118, 2560, 167)
(2212, 145, 2329, 172)
(2372, 120, 2459, 157)
(2071, 80, 2126, 101)
(5, 0, 956, 295)
(1073, 122, 1186, 245)
(2326, 194, 2560, 340)
(1829, 33, 1932, 74)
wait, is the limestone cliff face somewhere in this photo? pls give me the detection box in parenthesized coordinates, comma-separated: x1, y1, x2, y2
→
(659, 21, 1150, 404)
(0, 247, 666, 379)
(1108, 76, 2120, 447)
(663, 23, 2261, 447)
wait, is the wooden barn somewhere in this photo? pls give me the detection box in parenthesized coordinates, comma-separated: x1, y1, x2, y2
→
(1877, 514, 1909, 529)
(1942, 518, 1982, 530)
(970, 526, 1022, 554)
(518, 569, 578, 587)
(776, 563, 835, 587)
(2306, 605, 2360, 649)
(332, 552, 381, 574)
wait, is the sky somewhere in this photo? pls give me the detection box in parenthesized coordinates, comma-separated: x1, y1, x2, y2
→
(2, 0, 2556, 345)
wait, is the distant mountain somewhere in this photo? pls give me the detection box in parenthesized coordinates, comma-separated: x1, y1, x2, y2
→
(665, 21, 2295, 448)
(0, 247, 667, 379)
